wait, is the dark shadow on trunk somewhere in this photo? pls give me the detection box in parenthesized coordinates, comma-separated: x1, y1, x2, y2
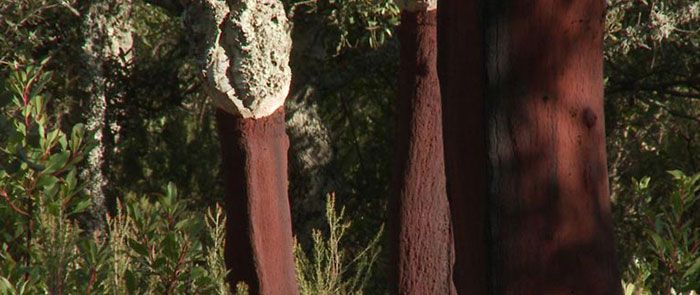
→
(439, 0, 622, 293)
(437, 0, 490, 293)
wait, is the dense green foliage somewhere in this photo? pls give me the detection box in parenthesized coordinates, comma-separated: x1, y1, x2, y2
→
(0, 0, 698, 293)
(0, 64, 230, 294)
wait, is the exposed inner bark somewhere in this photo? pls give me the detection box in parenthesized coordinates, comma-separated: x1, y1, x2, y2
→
(437, 0, 490, 293)
(215, 107, 299, 294)
(389, 10, 455, 295)
(484, 0, 621, 293)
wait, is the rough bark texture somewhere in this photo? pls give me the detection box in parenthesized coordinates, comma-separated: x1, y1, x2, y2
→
(81, 0, 133, 232)
(437, 0, 490, 293)
(216, 107, 299, 294)
(389, 10, 455, 295)
(188, 0, 292, 119)
(485, 0, 621, 293)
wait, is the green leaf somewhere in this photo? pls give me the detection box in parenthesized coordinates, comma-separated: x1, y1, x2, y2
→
(58, 134, 67, 150)
(668, 170, 685, 180)
(129, 239, 149, 257)
(639, 176, 650, 190)
(647, 230, 666, 251)
(42, 151, 69, 174)
(70, 123, 85, 151)
(38, 174, 60, 201)
(71, 199, 91, 215)
(65, 169, 77, 191)
(683, 257, 700, 279)
(46, 129, 59, 148)
(166, 182, 177, 199)
(36, 174, 58, 189)
(0, 277, 14, 295)
(162, 233, 179, 260)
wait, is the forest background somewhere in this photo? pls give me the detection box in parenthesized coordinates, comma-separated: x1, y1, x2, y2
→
(0, 0, 699, 294)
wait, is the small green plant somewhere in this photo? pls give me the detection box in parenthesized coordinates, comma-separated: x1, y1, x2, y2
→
(294, 193, 383, 295)
(626, 170, 700, 294)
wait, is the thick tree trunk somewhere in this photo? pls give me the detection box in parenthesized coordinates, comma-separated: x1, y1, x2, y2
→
(216, 107, 298, 294)
(439, 0, 621, 293)
(484, 1, 621, 293)
(436, 0, 490, 293)
(389, 9, 455, 295)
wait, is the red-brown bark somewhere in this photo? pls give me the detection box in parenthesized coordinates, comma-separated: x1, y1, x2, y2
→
(439, 0, 621, 293)
(216, 107, 299, 295)
(437, 0, 490, 293)
(389, 10, 455, 295)
(484, 0, 621, 293)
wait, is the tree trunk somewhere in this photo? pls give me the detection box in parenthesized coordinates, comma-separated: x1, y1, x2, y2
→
(389, 5, 455, 294)
(436, 0, 490, 293)
(285, 98, 334, 248)
(439, 0, 621, 293)
(216, 107, 298, 294)
(81, 0, 133, 233)
(484, 0, 621, 293)
(187, 0, 298, 293)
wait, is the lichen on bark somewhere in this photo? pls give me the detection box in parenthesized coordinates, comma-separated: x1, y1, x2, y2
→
(81, 0, 133, 233)
(190, 0, 292, 119)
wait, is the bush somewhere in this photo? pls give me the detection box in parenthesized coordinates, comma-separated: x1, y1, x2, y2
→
(624, 170, 700, 294)
(294, 194, 383, 295)
(0, 63, 230, 294)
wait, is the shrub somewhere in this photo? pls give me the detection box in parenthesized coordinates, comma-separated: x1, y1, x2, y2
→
(0, 63, 230, 294)
(294, 193, 383, 295)
(624, 170, 700, 294)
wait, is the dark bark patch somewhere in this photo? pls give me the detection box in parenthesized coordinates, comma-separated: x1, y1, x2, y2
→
(582, 107, 597, 129)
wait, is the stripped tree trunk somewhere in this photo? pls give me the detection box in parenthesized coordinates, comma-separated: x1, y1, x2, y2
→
(187, 0, 299, 293)
(436, 0, 490, 293)
(216, 108, 297, 294)
(439, 0, 622, 293)
(81, 0, 133, 234)
(389, 1, 455, 294)
(484, 0, 621, 292)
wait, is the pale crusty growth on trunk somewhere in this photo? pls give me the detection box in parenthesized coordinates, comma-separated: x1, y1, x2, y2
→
(395, 0, 437, 12)
(82, 0, 133, 233)
(194, 0, 292, 119)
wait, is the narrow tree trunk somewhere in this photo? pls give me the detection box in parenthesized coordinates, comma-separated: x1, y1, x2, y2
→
(484, 0, 621, 292)
(216, 107, 298, 294)
(389, 7, 455, 295)
(436, 0, 490, 293)
(81, 0, 132, 233)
